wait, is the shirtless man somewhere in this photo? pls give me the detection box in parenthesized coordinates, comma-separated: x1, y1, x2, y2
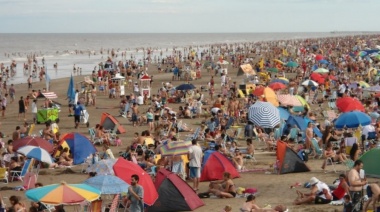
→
(43, 123, 55, 141)
(160, 88, 168, 106)
(227, 98, 236, 117)
(131, 103, 139, 127)
(305, 122, 313, 150)
(233, 149, 244, 171)
(348, 160, 367, 211)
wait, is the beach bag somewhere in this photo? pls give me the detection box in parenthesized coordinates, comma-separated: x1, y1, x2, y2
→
(244, 188, 257, 194)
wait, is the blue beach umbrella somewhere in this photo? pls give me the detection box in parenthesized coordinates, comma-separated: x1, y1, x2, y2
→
(319, 60, 329, 64)
(176, 84, 196, 91)
(334, 111, 371, 129)
(277, 107, 290, 120)
(17, 145, 54, 164)
(83, 175, 130, 194)
(287, 115, 307, 131)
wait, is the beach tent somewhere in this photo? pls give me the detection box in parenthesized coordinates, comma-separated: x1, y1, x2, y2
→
(200, 151, 240, 182)
(202, 150, 215, 165)
(100, 112, 126, 134)
(276, 141, 310, 174)
(237, 64, 256, 76)
(148, 169, 204, 212)
(359, 148, 380, 177)
(58, 132, 97, 165)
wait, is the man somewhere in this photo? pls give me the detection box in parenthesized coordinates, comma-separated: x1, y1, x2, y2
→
(131, 103, 139, 127)
(294, 177, 332, 205)
(244, 138, 255, 157)
(127, 174, 144, 212)
(73, 101, 83, 129)
(2, 93, 8, 117)
(348, 160, 367, 211)
(12, 126, 21, 141)
(305, 122, 314, 150)
(188, 139, 202, 191)
(18, 96, 26, 120)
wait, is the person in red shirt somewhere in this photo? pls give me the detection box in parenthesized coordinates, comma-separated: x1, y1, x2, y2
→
(332, 174, 350, 201)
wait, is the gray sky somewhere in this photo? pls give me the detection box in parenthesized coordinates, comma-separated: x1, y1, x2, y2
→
(0, 0, 379, 33)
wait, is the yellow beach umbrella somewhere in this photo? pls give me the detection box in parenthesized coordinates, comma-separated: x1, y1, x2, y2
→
(264, 87, 279, 107)
(359, 81, 370, 88)
(295, 95, 310, 109)
(278, 77, 289, 82)
(273, 59, 284, 64)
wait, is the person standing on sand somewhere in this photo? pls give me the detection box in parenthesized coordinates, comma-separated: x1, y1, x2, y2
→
(73, 101, 84, 129)
(305, 122, 313, 150)
(188, 139, 202, 191)
(348, 160, 367, 211)
(18, 96, 26, 120)
(1, 93, 7, 118)
(8, 84, 15, 103)
(131, 103, 139, 127)
(27, 75, 32, 90)
(125, 174, 144, 212)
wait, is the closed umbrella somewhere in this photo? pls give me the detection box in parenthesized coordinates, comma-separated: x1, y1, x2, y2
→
(17, 145, 54, 164)
(25, 182, 101, 205)
(248, 101, 280, 128)
(83, 175, 129, 194)
(334, 111, 371, 129)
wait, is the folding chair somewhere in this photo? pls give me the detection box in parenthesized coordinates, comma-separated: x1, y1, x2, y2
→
(88, 128, 103, 145)
(0, 167, 8, 184)
(310, 138, 323, 159)
(10, 158, 34, 182)
(288, 128, 299, 142)
(185, 127, 201, 141)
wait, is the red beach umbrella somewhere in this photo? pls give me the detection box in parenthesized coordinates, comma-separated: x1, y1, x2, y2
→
(113, 158, 158, 206)
(252, 87, 265, 96)
(13, 136, 54, 153)
(336, 97, 365, 112)
(315, 54, 324, 61)
(269, 82, 287, 90)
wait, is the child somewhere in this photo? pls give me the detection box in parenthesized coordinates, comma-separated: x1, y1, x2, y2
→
(343, 194, 353, 212)
(114, 136, 122, 146)
(223, 205, 232, 212)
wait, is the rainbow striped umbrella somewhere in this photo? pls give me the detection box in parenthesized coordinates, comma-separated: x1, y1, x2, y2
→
(159, 141, 192, 156)
(25, 182, 101, 205)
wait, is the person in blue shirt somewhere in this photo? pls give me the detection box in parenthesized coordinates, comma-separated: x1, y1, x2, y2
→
(73, 102, 83, 129)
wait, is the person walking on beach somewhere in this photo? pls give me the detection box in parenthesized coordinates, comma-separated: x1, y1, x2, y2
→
(27, 75, 32, 90)
(31, 99, 37, 124)
(18, 96, 26, 121)
(1, 93, 8, 118)
(8, 84, 15, 103)
(188, 139, 202, 191)
(305, 122, 313, 150)
(125, 174, 144, 212)
(131, 103, 139, 127)
(73, 101, 84, 129)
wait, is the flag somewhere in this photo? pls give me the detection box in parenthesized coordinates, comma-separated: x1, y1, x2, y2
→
(67, 74, 75, 102)
(45, 65, 50, 91)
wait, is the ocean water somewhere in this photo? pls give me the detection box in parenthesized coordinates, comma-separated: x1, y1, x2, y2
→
(0, 32, 368, 84)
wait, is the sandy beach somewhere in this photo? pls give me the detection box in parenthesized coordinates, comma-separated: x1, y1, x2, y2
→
(0, 61, 360, 212)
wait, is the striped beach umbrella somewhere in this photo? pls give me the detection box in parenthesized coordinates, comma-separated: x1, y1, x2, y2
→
(25, 182, 101, 205)
(17, 145, 54, 164)
(302, 80, 318, 87)
(277, 94, 302, 107)
(159, 141, 192, 156)
(248, 101, 280, 128)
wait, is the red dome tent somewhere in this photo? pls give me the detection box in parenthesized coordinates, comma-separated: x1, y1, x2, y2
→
(200, 151, 240, 182)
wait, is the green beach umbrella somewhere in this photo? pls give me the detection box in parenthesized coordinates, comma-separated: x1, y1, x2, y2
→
(286, 61, 298, 68)
(267, 68, 279, 73)
(314, 68, 329, 73)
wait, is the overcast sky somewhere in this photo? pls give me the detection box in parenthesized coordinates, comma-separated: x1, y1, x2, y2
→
(0, 0, 379, 33)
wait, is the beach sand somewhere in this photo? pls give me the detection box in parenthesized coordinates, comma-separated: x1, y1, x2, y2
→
(0, 64, 356, 212)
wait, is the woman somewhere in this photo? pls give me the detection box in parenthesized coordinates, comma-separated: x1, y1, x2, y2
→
(321, 142, 345, 171)
(91, 84, 97, 106)
(58, 147, 73, 166)
(8, 157, 22, 173)
(321, 126, 338, 146)
(349, 143, 361, 161)
(207, 172, 236, 198)
(241, 195, 283, 212)
(8, 195, 26, 212)
(146, 108, 154, 132)
(363, 183, 380, 212)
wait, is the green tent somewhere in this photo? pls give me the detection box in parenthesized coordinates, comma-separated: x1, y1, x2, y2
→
(359, 148, 380, 177)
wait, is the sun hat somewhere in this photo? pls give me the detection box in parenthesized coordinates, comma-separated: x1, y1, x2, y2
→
(309, 177, 319, 185)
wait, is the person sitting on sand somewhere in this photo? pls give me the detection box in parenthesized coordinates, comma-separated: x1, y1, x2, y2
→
(58, 147, 73, 166)
(232, 149, 244, 171)
(241, 194, 284, 212)
(206, 172, 237, 198)
(294, 177, 332, 205)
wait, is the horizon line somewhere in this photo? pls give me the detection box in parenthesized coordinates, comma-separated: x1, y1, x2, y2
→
(1, 31, 380, 34)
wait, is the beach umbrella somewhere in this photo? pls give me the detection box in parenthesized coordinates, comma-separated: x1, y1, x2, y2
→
(271, 79, 289, 85)
(285, 61, 298, 68)
(273, 59, 284, 64)
(67, 74, 75, 102)
(267, 68, 279, 73)
(364, 85, 380, 92)
(86, 159, 117, 176)
(175, 84, 196, 91)
(159, 140, 192, 156)
(269, 82, 286, 90)
(17, 145, 54, 164)
(313, 68, 329, 73)
(315, 54, 323, 61)
(253, 87, 279, 107)
(59, 133, 97, 165)
(334, 111, 371, 129)
(83, 175, 129, 195)
(287, 115, 307, 131)
(319, 60, 329, 65)
(358, 51, 367, 57)
(359, 81, 370, 88)
(277, 107, 290, 120)
(302, 80, 318, 87)
(248, 101, 280, 128)
(113, 158, 158, 206)
(25, 182, 101, 205)
(277, 94, 302, 107)
(13, 136, 54, 153)
(295, 95, 310, 109)
(336, 97, 365, 112)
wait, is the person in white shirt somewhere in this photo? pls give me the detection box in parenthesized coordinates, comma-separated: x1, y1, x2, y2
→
(338, 83, 346, 97)
(188, 139, 203, 191)
(136, 95, 144, 105)
(294, 177, 332, 205)
(31, 99, 38, 124)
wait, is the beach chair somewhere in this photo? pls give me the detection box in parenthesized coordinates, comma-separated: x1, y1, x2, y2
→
(310, 138, 323, 159)
(0, 168, 8, 184)
(185, 127, 201, 141)
(344, 159, 355, 174)
(88, 128, 103, 145)
(27, 124, 35, 136)
(345, 137, 357, 155)
(274, 128, 281, 141)
(10, 158, 34, 182)
(288, 128, 299, 142)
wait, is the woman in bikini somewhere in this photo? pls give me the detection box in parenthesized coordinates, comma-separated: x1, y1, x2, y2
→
(58, 147, 73, 166)
(8, 195, 26, 212)
(207, 172, 237, 198)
